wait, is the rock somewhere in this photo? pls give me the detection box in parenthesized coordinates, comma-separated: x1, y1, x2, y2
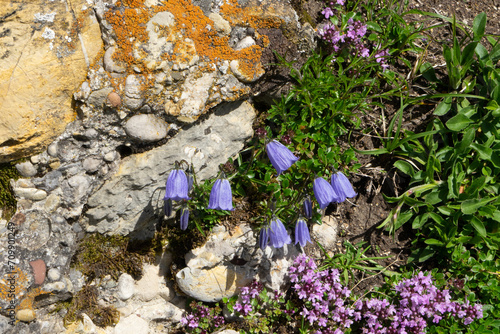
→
(123, 75, 144, 110)
(114, 314, 149, 334)
(88, 87, 114, 109)
(134, 298, 183, 322)
(218, 331, 240, 334)
(82, 156, 102, 173)
(117, 273, 135, 301)
(209, 12, 231, 36)
(85, 101, 256, 238)
(230, 59, 265, 83)
(15, 210, 51, 250)
(135, 264, 160, 302)
(64, 313, 107, 334)
(103, 46, 126, 73)
(47, 142, 58, 157)
(311, 215, 339, 255)
(106, 92, 122, 108)
(124, 114, 169, 142)
(234, 36, 256, 51)
(29, 259, 46, 285)
(13, 187, 47, 201)
(15, 161, 37, 177)
(33, 170, 62, 192)
(47, 268, 61, 281)
(44, 193, 62, 213)
(0, 0, 103, 162)
(16, 309, 36, 322)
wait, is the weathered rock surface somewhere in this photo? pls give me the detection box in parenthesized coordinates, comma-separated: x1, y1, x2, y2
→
(85, 101, 256, 239)
(0, 0, 103, 162)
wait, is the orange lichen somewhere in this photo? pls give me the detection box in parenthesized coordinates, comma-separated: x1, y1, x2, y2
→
(0, 267, 30, 305)
(220, 0, 283, 29)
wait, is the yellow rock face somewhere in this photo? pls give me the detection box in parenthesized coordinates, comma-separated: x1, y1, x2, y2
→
(0, 1, 103, 162)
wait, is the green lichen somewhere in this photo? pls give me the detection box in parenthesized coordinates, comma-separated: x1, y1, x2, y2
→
(0, 163, 20, 220)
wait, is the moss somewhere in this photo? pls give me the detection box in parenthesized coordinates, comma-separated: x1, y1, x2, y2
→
(63, 285, 120, 327)
(0, 162, 20, 220)
(72, 234, 145, 282)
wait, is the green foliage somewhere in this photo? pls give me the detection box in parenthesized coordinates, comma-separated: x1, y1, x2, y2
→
(0, 162, 20, 220)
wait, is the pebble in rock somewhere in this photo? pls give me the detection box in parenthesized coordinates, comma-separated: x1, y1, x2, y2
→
(13, 187, 47, 201)
(29, 259, 46, 285)
(82, 156, 102, 173)
(312, 215, 338, 255)
(124, 114, 169, 142)
(47, 142, 58, 157)
(16, 309, 36, 322)
(104, 151, 118, 162)
(230, 59, 265, 83)
(15, 161, 37, 177)
(117, 273, 135, 301)
(106, 91, 121, 108)
(135, 264, 160, 302)
(47, 268, 61, 281)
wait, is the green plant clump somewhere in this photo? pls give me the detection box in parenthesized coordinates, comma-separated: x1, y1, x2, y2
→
(0, 163, 20, 220)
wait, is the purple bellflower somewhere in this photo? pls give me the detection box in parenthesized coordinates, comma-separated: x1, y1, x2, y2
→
(259, 226, 269, 250)
(164, 199, 172, 216)
(295, 217, 311, 247)
(331, 171, 357, 203)
(164, 169, 190, 201)
(313, 177, 336, 209)
(180, 206, 189, 230)
(208, 178, 233, 210)
(303, 196, 313, 219)
(265, 140, 299, 175)
(269, 217, 291, 248)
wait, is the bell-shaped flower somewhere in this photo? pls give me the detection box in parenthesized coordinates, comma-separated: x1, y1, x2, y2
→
(303, 196, 313, 219)
(313, 177, 335, 210)
(208, 178, 233, 210)
(259, 226, 269, 250)
(265, 140, 299, 175)
(269, 217, 291, 248)
(164, 169, 190, 201)
(164, 199, 173, 216)
(180, 206, 189, 230)
(295, 217, 311, 247)
(331, 171, 357, 203)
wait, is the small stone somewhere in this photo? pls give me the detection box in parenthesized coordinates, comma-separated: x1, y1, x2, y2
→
(117, 273, 135, 301)
(44, 281, 67, 292)
(209, 12, 231, 35)
(312, 215, 338, 255)
(30, 259, 46, 285)
(106, 91, 121, 108)
(13, 187, 48, 201)
(44, 193, 61, 212)
(230, 59, 265, 83)
(123, 74, 144, 110)
(234, 36, 256, 51)
(16, 309, 36, 322)
(88, 87, 114, 108)
(124, 114, 169, 142)
(135, 298, 183, 322)
(113, 314, 148, 334)
(103, 151, 118, 162)
(82, 156, 102, 173)
(47, 268, 61, 281)
(104, 46, 126, 73)
(15, 161, 37, 177)
(47, 143, 57, 157)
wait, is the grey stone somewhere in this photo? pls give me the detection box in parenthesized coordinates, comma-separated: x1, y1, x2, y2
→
(85, 101, 256, 238)
(123, 75, 144, 110)
(15, 161, 37, 177)
(117, 273, 135, 301)
(124, 114, 169, 142)
(33, 170, 62, 191)
(88, 87, 114, 108)
(82, 156, 102, 173)
(104, 151, 118, 162)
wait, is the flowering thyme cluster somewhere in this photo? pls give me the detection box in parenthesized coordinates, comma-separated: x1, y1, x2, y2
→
(233, 280, 264, 316)
(289, 254, 354, 333)
(180, 302, 225, 334)
(288, 255, 483, 334)
(318, 2, 389, 70)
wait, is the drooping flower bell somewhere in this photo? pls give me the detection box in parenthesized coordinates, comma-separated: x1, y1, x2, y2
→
(164, 168, 190, 201)
(269, 217, 291, 248)
(180, 206, 189, 230)
(208, 178, 233, 210)
(164, 198, 173, 216)
(295, 217, 311, 247)
(259, 226, 269, 250)
(303, 196, 313, 219)
(265, 140, 299, 175)
(313, 177, 335, 210)
(331, 171, 357, 203)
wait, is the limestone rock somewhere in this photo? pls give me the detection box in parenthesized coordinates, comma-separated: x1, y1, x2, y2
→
(114, 314, 149, 334)
(85, 101, 256, 239)
(135, 264, 161, 302)
(124, 114, 169, 142)
(134, 298, 183, 322)
(0, 0, 103, 162)
(16, 309, 35, 323)
(312, 215, 339, 255)
(117, 273, 135, 301)
(15, 161, 37, 177)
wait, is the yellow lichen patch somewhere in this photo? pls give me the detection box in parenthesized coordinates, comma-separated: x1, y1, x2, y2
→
(220, 0, 283, 29)
(17, 287, 49, 312)
(0, 267, 30, 305)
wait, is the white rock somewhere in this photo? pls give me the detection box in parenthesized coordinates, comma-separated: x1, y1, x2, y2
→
(15, 161, 37, 177)
(135, 264, 160, 302)
(13, 187, 47, 201)
(16, 309, 36, 322)
(103, 46, 126, 73)
(124, 114, 169, 142)
(312, 215, 339, 254)
(114, 314, 149, 334)
(209, 12, 231, 35)
(123, 75, 144, 110)
(47, 268, 61, 281)
(135, 298, 183, 322)
(234, 36, 256, 51)
(117, 273, 135, 301)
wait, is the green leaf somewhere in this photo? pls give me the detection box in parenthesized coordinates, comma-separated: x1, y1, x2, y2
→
(470, 216, 487, 238)
(461, 197, 497, 215)
(434, 96, 452, 116)
(472, 12, 487, 41)
(412, 213, 429, 229)
(394, 160, 415, 177)
(425, 238, 445, 246)
(446, 113, 472, 131)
